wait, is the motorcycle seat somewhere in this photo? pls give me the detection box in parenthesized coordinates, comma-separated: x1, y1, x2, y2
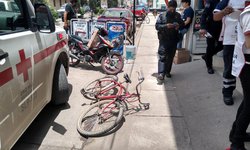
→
(70, 35, 89, 45)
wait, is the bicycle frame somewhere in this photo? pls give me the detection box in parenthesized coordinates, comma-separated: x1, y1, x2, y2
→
(94, 75, 145, 104)
(95, 79, 127, 100)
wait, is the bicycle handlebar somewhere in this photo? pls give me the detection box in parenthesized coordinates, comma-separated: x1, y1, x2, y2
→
(137, 69, 144, 81)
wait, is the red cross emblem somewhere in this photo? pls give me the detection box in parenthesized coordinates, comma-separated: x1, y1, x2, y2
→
(16, 49, 32, 82)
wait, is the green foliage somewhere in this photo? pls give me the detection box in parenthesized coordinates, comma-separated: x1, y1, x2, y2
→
(94, 7, 105, 15)
(98, 8, 105, 15)
(89, 0, 100, 12)
(49, 5, 59, 21)
(108, 0, 118, 8)
(79, 7, 84, 16)
(35, 0, 58, 21)
(80, 0, 88, 6)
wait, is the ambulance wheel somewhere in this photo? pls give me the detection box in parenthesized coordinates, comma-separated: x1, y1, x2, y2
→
(51, 61, 69, 105)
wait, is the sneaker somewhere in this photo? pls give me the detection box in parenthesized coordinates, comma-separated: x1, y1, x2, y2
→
(226, 147, 247, 150)
(207, 68, 214, 74)
(230, 132, 250, 142)
(165, 73, 172, 78)
(224, 96, 234, 105)
(157, 74, 164, 80)
(228, 144, 247, 150)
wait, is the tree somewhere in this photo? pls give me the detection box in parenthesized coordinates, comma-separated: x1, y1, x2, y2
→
(89, 0, 100, 10)
(34, 0, 58, 20)
(108, 0, 118, 8)
(80, 0, 88, 6)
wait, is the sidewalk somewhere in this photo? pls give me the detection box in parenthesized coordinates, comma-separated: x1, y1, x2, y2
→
(82, 14, 250, 150)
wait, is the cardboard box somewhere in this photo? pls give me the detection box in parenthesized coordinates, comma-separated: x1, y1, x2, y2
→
(173, 48, 190, 64)
(87, 30, 99, 48)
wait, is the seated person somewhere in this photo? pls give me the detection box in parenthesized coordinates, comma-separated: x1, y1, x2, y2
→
(177, 0, 194, 49)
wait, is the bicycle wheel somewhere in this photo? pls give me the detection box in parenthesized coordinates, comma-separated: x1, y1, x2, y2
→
(145, 16, 150, 24)
(81, 75, 118, 100)
(77, 100, 124, 137)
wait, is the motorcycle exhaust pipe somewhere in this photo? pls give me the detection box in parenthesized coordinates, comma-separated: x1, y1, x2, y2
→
(69, 53, 79, 60)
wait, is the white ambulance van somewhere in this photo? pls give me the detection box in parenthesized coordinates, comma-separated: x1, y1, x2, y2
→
(0, 0, 69, 149)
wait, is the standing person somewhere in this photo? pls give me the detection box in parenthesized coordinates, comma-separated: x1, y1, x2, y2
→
(213, 0, 245, 105)
(177, 0, 194, 49)
(153, 9, 158, 18)
(199, 0, 223, 74)
(155, 1, 184, 82)
(63, 0, 77, 33)
(227, 4, 250, 150)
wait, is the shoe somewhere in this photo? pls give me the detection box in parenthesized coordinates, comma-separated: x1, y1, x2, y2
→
(224, 96, 234, 105)
(226, 147, 247, 150)
(157, 74, 164, 80)
(207, 68, 214, 74)
(165, 73, 172, 78)
(228, 144, 247, 150)
(244, 133, 250, 141)
(230, 132, 250, 142)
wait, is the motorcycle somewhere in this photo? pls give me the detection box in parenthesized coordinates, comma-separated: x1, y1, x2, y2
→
(68, 27, 124, 75)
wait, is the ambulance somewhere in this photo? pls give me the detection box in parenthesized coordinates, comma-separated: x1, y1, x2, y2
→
(0, 0, 69, 149)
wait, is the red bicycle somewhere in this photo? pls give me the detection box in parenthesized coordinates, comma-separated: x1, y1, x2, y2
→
(77, 72, 150, 137)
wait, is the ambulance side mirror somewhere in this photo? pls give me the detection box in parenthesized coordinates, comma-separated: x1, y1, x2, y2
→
(34, 3, 55, 33)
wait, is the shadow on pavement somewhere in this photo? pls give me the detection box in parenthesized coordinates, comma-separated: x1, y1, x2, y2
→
(12, 85, 73, 150)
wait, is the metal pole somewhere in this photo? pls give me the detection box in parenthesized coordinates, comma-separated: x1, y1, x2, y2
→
(133, 0, 136, 45)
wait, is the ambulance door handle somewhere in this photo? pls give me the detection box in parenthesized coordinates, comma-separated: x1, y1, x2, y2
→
(0, 51, 8, 60)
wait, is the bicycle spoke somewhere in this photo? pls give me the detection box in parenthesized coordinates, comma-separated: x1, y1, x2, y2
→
(77, 100, 124, 137)
(82, 113, 98, 132)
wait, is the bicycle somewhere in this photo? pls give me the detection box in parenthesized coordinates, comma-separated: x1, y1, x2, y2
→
(77, 72, 150, 137)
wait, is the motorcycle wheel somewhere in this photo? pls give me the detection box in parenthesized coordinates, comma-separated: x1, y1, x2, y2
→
(101, 53, 124, 75)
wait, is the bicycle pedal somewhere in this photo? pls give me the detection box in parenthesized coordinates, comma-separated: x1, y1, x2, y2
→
(90, 100, 98, 105)
(142, 103, 150, 110)
(80, 89, 86, 95)
(133, 106, 141, 112)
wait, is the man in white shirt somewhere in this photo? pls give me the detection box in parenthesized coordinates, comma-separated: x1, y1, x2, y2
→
(228, 4, 250, 150)
(213, 0, 245, 105)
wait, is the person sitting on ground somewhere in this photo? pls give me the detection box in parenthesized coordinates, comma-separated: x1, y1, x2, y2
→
(177, 0, 194, 49)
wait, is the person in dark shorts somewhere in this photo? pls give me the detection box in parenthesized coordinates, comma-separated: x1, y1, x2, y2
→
(177, 0, 194, 49)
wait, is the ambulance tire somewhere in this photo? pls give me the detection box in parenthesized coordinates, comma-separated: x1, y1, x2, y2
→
(51, 61, 69, 105)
